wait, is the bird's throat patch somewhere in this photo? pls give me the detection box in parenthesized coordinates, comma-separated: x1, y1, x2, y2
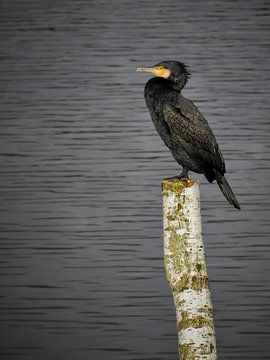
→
(154, 66, 171, 78)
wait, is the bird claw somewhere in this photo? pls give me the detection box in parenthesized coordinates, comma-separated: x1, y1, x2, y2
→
(163, 175, 189, 181)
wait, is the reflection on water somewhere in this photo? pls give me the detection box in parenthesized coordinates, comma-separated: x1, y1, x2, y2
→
(0, 0, 270, 359)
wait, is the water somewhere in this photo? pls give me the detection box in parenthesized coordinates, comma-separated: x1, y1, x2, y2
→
(0, 0, 270, 359)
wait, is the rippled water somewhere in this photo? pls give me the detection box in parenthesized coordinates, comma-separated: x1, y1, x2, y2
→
(0, 0, 270, 359)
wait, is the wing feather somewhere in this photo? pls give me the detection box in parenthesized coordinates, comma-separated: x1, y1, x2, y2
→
(163, 99, 225, 179)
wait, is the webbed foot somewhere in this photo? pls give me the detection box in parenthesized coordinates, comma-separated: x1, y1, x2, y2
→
(164, 168, 189, 181)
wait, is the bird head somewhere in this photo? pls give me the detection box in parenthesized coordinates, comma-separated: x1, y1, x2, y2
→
(136, 60, 190, 90)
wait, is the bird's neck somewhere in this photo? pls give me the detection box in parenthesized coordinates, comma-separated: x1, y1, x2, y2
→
(170, 76, 188, 92)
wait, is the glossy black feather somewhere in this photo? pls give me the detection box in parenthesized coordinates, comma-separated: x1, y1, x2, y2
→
(163, 102, 225, 182)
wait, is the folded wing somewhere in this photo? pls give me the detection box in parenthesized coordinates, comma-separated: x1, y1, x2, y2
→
(163, 97, 225, 182)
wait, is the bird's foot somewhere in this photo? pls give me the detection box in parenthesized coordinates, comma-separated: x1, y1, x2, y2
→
(163, 175, 189, 181)
(164, 176, 179, 181)
(164, 169, 189, 181)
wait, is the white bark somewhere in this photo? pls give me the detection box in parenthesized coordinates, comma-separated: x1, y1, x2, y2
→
(162, 179, 217, 360)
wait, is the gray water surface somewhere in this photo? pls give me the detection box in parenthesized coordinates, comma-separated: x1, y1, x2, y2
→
(0, 0, 270, 359)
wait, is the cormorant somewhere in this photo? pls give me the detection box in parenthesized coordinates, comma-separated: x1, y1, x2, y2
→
(136, 60, 240, 210)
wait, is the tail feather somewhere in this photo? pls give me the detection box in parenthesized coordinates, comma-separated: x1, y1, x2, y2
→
(217, 176, 241, 210)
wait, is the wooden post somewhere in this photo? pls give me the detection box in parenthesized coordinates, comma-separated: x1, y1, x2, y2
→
(162, 179, 217, 360)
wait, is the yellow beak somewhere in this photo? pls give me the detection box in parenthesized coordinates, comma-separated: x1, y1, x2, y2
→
(136, 66, 171, 78)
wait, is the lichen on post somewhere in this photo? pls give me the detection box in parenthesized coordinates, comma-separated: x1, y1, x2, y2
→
(162, 178, 217, 360)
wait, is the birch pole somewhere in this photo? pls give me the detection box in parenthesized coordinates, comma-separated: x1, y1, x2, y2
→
(162, 178, 217, 360)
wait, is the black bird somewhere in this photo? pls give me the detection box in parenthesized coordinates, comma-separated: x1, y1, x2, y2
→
(136, 60, 240, 209)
